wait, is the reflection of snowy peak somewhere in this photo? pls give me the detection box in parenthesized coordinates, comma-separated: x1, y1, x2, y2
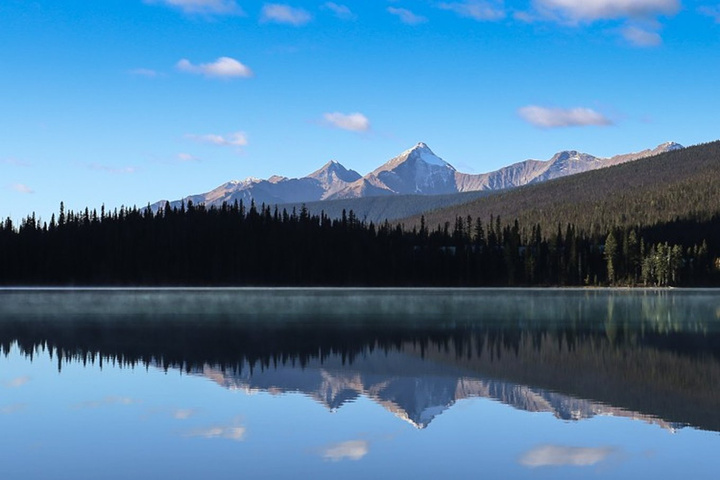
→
(197, 349, 679, 430)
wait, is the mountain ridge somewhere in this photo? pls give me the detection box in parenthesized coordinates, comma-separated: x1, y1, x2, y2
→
(152, 141, 682, 212)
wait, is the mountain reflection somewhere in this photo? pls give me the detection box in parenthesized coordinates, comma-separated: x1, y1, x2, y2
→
(2, 289, 720, 431)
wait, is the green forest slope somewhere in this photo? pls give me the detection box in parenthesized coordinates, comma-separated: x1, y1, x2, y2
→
(403, 141, 720, 235)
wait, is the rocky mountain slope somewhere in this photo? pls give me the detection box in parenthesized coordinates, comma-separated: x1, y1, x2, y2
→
(153, 141, 682, 211)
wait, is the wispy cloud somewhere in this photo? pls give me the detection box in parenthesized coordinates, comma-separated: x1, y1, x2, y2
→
(73, 396, 140, 409)
(11, 184, 35, 194)
(321, 440, 369, 462)
(437, 1, 506, 21)
(519, 105, 613, 128)
(261, 4, 312, 25)
(530, 0, 679, 23)
(1, 403, 28, 415)
(184, 425, 246, 441)
(129, 68, 159, 78)
(621, 25, 662, 46)
(4, 376, 30, 388)
(144, 0, 244, 16)
(187, 131, 248, 147)
(699, 5, 720, 22)
(388, 7, 428, 25)
(176, 57, 253, 78)
(88, 164, 137, 175)
(177, 153, 201, 162)
(2, 158, 31, 167)
(323, 112, 371, 132)
(323, 2, 356, 20)
(520, 445, 618, 468)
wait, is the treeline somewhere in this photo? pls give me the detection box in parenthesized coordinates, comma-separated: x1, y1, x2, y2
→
(1, 200, 718, 286)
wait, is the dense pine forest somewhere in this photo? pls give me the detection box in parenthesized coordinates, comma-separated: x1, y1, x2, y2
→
(1, 197, 718, 286)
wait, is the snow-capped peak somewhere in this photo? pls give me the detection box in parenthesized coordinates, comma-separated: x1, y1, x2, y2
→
(399, 142, 453, 169)
(223, 177, 261, 188)
(659, 141, 683, 151)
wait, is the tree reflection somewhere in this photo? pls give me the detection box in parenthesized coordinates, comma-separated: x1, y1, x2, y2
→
(2, 310, 720, 432)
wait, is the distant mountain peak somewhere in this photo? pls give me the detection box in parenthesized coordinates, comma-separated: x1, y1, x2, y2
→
(385, 142, 454, 170)
(659, 141, 683, 151)
(268, 175, 287, 184)
(308, 160, 361, 184)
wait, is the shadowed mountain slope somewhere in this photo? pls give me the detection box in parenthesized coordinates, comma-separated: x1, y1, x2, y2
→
(402, 140, 720, 234)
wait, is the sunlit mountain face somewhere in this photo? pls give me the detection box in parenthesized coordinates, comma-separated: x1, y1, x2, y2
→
(3, 289, 720, 433)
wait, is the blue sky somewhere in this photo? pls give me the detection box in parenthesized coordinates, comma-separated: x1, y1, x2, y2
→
(1, 0, 719, 223)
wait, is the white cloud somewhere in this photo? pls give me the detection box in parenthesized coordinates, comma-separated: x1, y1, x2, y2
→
(519, 105, 613, 128)
(2, 158, 31, 166)
(188, 131, 248, 147)
(520, 445, 617, 468)
(323, 112, 371, 132)
(261, 4, 312, 25)
(177, 153, 201, 162)
(129, 68, 159, 78)
(88, 164, 137, 175)
(699, 5, 720, 22)
(4, 376, 30, 388)
(388, 7, 428, 24)
(184, 425, 246, 441)
(323, 2, 356, 20)
(145, 0, 244, 16)
(11, 184, 34, 194)
(621, 25, 662, 46)
(437, 1, 506, 21)
(322, 440, 369, 462)
(176, 57, 253, 78)
(532, 0, 679, 23)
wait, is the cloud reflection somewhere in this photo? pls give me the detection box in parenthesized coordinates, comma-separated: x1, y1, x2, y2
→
(72, 396, 139, 409)
(4, 376, 30, 388)
(322, 440, 369, 462)
(184, 425, 246, 441)
(1, 403, 28, 415)
(173, 408, 198, 420)
(520, 445, 617, 468)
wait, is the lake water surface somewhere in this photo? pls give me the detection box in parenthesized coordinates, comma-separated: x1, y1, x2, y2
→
(1, 288, 720, 479)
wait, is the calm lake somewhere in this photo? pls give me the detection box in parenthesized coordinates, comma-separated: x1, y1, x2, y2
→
(2, 288, 720, 479)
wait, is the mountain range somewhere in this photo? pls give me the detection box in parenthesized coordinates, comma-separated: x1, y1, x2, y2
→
(154, 141, 683, 212)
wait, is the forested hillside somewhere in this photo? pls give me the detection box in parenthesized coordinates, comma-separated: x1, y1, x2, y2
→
(1, 199, 718, 287)
(404, 141, 720, 236)
(278, 189, 494, 224)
